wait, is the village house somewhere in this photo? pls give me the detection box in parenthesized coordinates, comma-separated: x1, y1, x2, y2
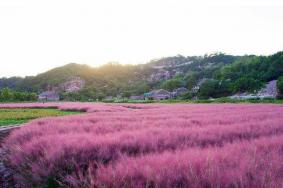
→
(144, 89, 171, 100)
(105, 96, 113, 100)
(38, 91, 60, 101)
(116, 94, 122, 99)
(130, 95, 144, 100)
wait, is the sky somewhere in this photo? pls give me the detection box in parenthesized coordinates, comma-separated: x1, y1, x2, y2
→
(0, 0, 283, 77)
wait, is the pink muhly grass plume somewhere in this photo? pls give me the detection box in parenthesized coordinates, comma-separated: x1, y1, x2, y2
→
(2, 103, 283, 187)
(93, 136, 283, 188)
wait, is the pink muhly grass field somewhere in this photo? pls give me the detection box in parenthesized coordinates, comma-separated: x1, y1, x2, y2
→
(2, 103, 283, 188)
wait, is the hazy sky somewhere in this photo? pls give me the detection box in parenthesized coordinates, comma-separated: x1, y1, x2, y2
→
(0, 0, 283, 77)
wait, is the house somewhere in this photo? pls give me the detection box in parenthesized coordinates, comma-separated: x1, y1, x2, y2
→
(38, 91, 60, 101)
(191, 86, 200, 93)
(130, 95, 144, 100)
(172, 87, 189, 98)
(116, 94, 122, 99)
(145, 89, 171, 100)
(105, 96, 113, 100)
(192, 79, 207, 93)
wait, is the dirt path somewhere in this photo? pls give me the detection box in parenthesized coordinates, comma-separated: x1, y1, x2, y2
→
(0, 125, 21, 146)
(0, 125, 20, 188)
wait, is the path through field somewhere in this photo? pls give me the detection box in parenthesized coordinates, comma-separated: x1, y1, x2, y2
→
(0, 124, 23, 187)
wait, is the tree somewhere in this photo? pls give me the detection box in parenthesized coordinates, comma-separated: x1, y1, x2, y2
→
(97, 92, 106, 101)
(197, 80, 231, 99)
(185, 74, 198, 90)
(161, 79, 183, 91)
(277, 76, 283, 98)
(264, 52, 283, 80)
(122, 91, 131, 99)
(29, 93, 38, 101)
(179, 92, 193, 100)
(232, 77, 262, 93)
(197, 80, 219, 99)
(133, 82, 150, 95)
(1, 88, 13, 101)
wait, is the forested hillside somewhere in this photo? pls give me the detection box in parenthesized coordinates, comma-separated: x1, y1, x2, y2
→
(0, 51, 282, 100)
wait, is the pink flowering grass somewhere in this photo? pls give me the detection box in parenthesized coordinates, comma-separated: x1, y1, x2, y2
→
(2, 103, 283, 187)
(93, 136, 283, 188)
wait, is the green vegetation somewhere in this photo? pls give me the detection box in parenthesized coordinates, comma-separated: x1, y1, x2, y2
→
(197, 80, 231, 99)
(161, 78, 184, 91)
(277, 76, 283, 98)
(0, 51, 282, 100)
(188, 52, 283, 99)
(0, 108, 80, 126)
(0, 88, 37, 102)
(60, 87, 98, 101)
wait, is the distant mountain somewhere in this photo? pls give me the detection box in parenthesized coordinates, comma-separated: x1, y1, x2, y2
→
(0, 51, 282, 100)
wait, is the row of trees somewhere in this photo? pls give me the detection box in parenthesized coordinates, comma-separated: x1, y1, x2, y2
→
(0, 88, 37, 102)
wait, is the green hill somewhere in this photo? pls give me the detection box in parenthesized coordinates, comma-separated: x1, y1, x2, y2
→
(0, 51, 282, 100)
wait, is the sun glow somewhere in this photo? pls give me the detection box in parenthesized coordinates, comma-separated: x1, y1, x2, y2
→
(0, 0, 283, 77)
